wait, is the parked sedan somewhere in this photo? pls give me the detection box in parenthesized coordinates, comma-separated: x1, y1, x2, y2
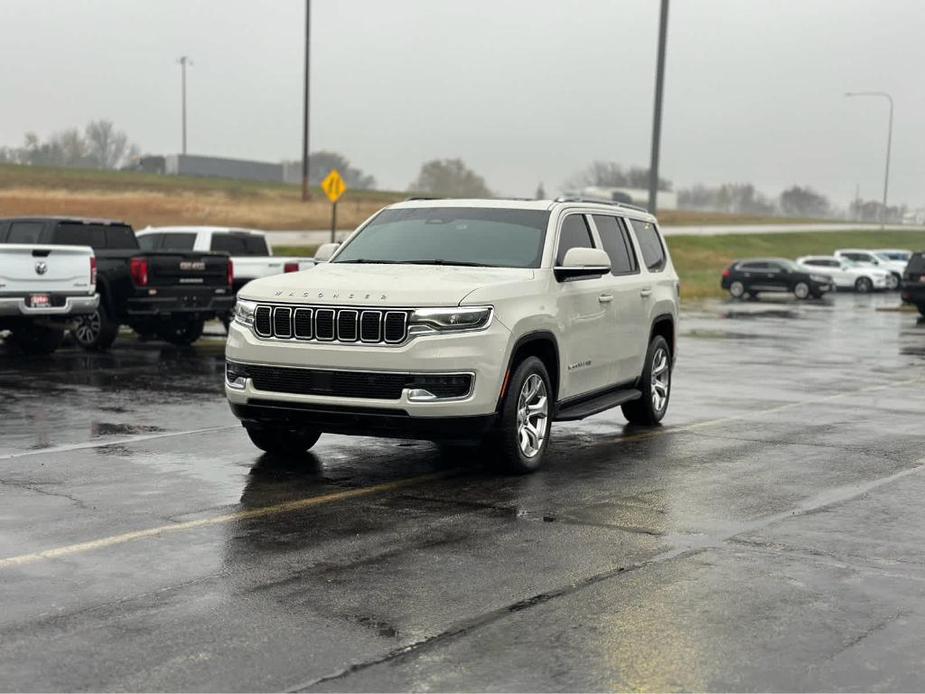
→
(722, 258, 834, 300)
(796, 256, 891, 293)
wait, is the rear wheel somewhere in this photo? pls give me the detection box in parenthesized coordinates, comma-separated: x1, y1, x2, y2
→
(793, 282, 810, 300)
(492, 356, 552, 474)
(73, 305, 119, 351)
(729, 281, 746, 299)
(7, 324, 64, 355)
(245, 425, 321, 456)
(886, 273, 900, 290)
(622, 335, 672, 426)
(854, 277, 873, 293)
(157, 318, 204, 346)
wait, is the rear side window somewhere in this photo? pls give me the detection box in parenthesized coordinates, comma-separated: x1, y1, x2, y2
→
(210, 234, 268, 256)
(54, 223, 105, 248)
(556, 215, 594, 265)
(739, 262, 768, 270)
(628, 219, 666, 271)
(159, 233, 197, 250)
(7, 221, 43, 244)
(106, 226, 138, 249)
(592, 215, 637, 275)
(907, 253, 925, 273)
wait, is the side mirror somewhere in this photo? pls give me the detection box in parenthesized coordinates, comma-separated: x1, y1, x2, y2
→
(313, 242, 340, 263)
(554, 247, 611, 281)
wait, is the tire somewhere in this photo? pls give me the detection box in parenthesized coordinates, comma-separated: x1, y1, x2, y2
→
(72, 305, 119, 351)
(157, 318, 205, 346)
(7, 324, 64, 355)
(854, 277, 873, 293)
(793, 282, 811, 300)
(491, 356, 552, 474)
(918, 304, 925, 318)
(245, 425, 321, 456)
(729, 281, 746, 299)
(886, 273, 900, 290)
(622, 335, 672, 426)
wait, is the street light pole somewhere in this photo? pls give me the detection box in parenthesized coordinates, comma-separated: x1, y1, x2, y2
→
(301, 0, 312, 201)
(178, 56, 192, 155)
(845, 91, 893, 229)
(647, 0, 669, 214)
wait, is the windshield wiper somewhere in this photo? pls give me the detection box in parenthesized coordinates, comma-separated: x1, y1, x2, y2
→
(395, 259, 491, 267)
(334, 259, 405, 264)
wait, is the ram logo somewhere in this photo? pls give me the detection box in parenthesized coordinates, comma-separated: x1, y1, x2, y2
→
(179, 261, 206, 271)
(34, 261, 48, 275)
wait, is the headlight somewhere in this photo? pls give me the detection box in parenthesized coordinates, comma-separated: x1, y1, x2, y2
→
(408, 306, 493, 333)
(232, 298, 257, 326)
(810, 274, 830, 283)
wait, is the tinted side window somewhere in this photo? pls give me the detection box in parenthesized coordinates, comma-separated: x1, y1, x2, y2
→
(7, 221, 44, 244)
(629, 219, 666, 271)
(739, 262, 768, 270)
(556, 215, 594, 265)
(54, 223, 105, 248)
(106, 226, 139, 249)
(159, 233, 197, 250)
(244, 236, 270, 255)
(906, 253, 925, 273)
(138, 234, 161, 251)
(593, 215, 637, 275)
(211, 234, 249, 255)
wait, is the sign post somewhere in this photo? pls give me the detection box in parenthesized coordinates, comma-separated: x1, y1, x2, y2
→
(320, 169, 347, 243)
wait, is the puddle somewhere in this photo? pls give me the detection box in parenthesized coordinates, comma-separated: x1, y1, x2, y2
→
(90, 423, 165, 438)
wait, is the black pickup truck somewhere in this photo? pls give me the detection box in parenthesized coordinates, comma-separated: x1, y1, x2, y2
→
(0, 217, 234, 349)
(900, 251, 925, 317)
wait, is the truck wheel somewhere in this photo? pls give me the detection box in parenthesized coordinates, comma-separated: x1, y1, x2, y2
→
(793, 282, 810, 300)
(73, 306, 119, 351)
(158, 318, 204, 346)
(8, 325, 64, 355)
(245, 425, 321, 456)
(622, 335, 671, 426)
(854, 277, 873, 293)
(492, 356, 552, 474)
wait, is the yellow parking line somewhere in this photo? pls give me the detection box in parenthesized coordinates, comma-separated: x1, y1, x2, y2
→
(1, 376, 920, 570)
(0, 472, 452, 570)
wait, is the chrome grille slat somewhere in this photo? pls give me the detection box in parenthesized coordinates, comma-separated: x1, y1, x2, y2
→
(253, 304, 408, 345)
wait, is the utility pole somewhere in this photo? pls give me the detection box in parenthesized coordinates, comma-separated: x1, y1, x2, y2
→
(647, 0, 669, 214)
(844, 91, 893, 229)
(178, 56, 192, 155)
(301, 0, 312, 201)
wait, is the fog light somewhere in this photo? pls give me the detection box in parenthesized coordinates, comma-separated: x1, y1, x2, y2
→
(226, 361, 248, 390)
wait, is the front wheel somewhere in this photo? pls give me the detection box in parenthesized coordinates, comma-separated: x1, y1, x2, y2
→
(622, 335, 672, 425)
(886, 273, 900, 290)
(245, 425, 321, 456)
(492, 356, 552, 474)
(854, 277, 873, 293)
(729, 280, 746, 299)
(73, 305, 119, 351)
(793, 282, 811, 300)
(7, 324, 64, 355)
(157, 318, 204, 346)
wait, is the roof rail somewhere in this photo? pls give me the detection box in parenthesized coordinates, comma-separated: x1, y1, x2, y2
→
(404, 196, 444, 201)
(553, 196, 649, 214)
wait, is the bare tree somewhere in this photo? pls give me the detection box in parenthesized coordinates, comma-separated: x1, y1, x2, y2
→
(85, 120, 129, 169)
(566, 161, 672, 192)
(410, 158, 492, 198)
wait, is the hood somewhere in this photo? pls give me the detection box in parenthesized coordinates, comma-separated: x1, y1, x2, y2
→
(239, 263, 535, 307)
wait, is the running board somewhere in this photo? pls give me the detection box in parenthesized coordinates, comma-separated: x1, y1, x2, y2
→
(554, 388, 642, 421)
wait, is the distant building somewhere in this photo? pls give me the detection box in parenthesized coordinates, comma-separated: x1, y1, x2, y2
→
(580, 186, 677, 211)
(164, 154, 284, 184)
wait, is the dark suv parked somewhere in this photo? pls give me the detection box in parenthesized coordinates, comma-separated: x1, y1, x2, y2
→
(900, 252, 925, 316)
(721, 258, 834, 300)
(0, 217, 234, 349)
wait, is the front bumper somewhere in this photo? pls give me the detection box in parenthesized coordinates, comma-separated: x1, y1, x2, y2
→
(224, 317, 512, 419)
(0, 294, 98, 317)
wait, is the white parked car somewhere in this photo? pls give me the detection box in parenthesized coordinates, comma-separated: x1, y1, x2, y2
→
(795, 256, 891, 293)
(871, 248, 912, 269)
(225, 198, 680, 473)
(833, 249, 903, 289)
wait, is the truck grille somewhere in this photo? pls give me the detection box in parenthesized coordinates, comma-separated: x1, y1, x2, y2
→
(227, 362, 472, 400)
(253, 304, 409, 345)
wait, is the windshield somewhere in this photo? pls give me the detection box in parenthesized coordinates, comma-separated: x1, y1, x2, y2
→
(332, 207, 550, 268)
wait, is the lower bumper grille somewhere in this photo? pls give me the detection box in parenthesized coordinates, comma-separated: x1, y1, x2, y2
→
(227, 362, 472, 400)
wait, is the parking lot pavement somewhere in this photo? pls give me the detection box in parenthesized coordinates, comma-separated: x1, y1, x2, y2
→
(0, 293, 923, 692)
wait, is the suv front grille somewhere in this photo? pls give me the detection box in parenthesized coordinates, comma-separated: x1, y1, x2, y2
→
(253, 304, 410, 345)
(228, 362, 472, 400)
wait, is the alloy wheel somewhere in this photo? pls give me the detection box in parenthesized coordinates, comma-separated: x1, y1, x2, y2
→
(516, 374, 548, 458)
(651, 346, 670, 413)
(74, 311, 101, 345)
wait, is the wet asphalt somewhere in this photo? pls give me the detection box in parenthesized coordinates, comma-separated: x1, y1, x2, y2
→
(1, 293, 924, 692)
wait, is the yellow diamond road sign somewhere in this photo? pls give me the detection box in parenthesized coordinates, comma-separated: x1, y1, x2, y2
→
(321, 169, 347, 204)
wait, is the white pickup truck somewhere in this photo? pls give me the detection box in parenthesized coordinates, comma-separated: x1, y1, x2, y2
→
(0, 243, 98, 354)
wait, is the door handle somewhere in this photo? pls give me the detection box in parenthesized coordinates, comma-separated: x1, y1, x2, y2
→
(598, 293, 614, 303)
(640, 287, 653, 298)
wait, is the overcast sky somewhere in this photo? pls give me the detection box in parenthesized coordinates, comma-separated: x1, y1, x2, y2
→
(2, 0, 923, 207)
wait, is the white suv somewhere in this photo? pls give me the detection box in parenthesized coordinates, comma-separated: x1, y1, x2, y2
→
(225, 198, 679, 473)
(796, 255, 891, 292)
(833, 249, 903, 289)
